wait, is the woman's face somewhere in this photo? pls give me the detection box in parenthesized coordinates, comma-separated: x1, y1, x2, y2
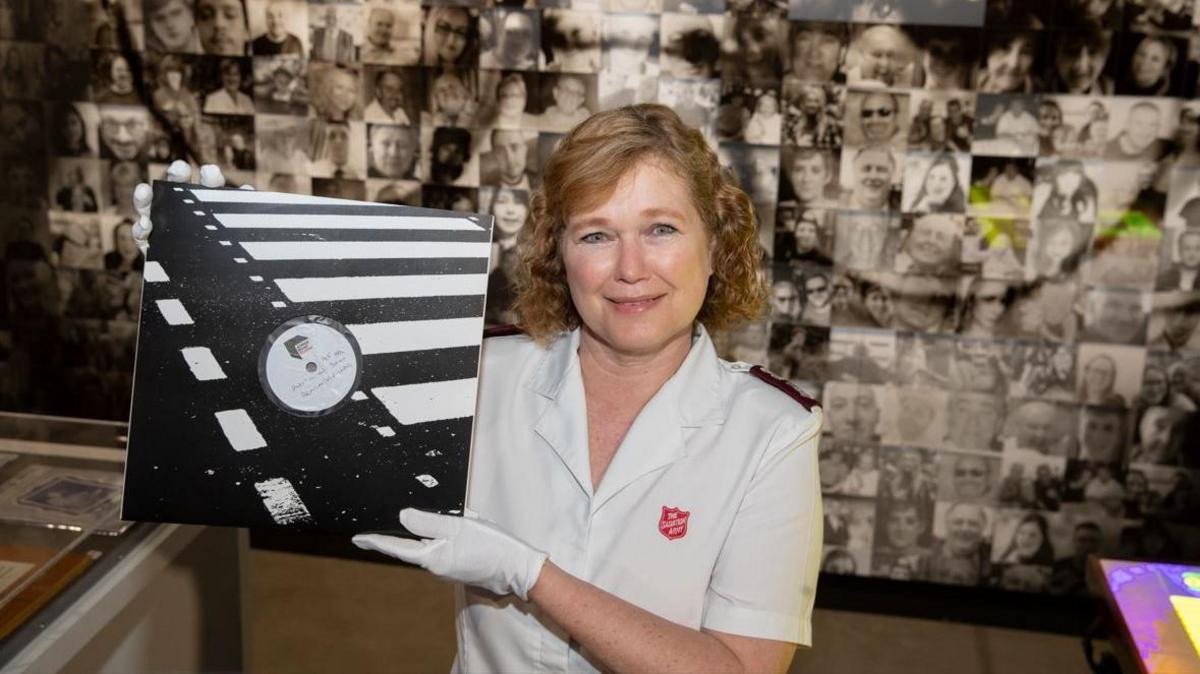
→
(111, 56, 133, 93)
(1054, 168, 1082, 196)
(64, 110, 85, 143)
(221, 64, 241, 91)
(738, 21, 772, 64)
(1042, 227, 1075, 265)
(1014, 520, 1043, 555)
(1084, 357, 1115, 395)
(165, 69, 184, 90)
(971, 280, 1008, 328)
(756, 94, 778, 116)
(434, 9, 470, 63)
(491, 188, 527, 236)
(864, 287, 893, 326)
(1142, 367, 1167, 404)
(985, 36, 1035, 92)
(923, 163, 956, 204)
(1131, 40, 1170, 88)
(561, 160, 712, 359)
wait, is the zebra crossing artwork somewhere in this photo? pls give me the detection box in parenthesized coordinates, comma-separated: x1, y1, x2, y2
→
(122, 183, 493, 534)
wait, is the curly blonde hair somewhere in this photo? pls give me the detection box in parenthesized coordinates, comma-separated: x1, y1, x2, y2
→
(512, 104, 766, 343)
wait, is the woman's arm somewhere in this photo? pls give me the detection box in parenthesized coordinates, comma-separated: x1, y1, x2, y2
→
(529, 561, 797, 674)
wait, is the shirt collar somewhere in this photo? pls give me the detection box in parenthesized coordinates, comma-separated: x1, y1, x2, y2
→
(528, 322, 727, 428)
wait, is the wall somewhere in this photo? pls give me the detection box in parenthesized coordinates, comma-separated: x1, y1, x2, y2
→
(0, 0, 1197, 605)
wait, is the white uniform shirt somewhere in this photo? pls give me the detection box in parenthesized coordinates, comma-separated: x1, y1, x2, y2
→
(453, 326, 823, 673)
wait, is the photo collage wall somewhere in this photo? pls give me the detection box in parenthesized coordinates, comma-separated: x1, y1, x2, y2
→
(1, 0, 1199, 596)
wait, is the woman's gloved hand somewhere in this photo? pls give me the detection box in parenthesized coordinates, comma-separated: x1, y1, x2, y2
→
(353, 508, 548, 601)
(131, 160, 251, 254)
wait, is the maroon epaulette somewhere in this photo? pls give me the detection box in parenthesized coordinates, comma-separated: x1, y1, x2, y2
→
(483, 324, 526, 338)
(749, 365, 820, 411)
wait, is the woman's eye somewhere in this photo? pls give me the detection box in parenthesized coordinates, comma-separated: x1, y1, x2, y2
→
(580, 232, 607, 243)
(651, 223, 678, 236)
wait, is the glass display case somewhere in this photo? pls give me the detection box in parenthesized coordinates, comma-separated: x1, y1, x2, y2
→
(0, 413, 243, 672)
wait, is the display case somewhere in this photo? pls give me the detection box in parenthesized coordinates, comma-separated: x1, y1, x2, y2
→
(0, 413, 243, 673)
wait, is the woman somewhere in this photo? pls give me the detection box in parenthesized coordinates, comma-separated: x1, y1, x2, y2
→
(997, 512, 1054, 565)
(1033, 160, 1097, 224)
(860, 279, 895, 329)
(786, 85, 839, 148)
(1029, 218, 1086, 281)
(1135, 364, 1170, 409)
(424, 7, 477, 69)
(1118, 34, 1176, 97)
(95, 53, 140, 105)
(1017, 344, 1075, 399)
(975, 31, 1040, 94)
(53, 103, 91, 157)
(1019, 220, 1084, 342)
(905, 153, 966, 213)
(484, 186, 528, 325)
(959, 277, 1013, 337)
(1077, 353, 1126, 407)
(722, 15, 784, 88)
(134, 105, 824, 672)
(1168, 105, 1200, 167)
(104, 219, 142, 271)
(202, 58, 254, 115)
(151, 54, 200, 127)
(1075, 101, 1109, 157)
(744, 91, 782, 145)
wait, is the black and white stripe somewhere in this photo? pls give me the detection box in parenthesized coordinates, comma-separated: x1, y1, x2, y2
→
(124, 182, 490, 534)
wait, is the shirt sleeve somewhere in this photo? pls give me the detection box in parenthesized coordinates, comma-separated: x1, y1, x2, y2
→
(701, 409, 824, 646)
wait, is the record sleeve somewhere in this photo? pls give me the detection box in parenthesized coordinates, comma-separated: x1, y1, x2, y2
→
(123, 183, 494, 534)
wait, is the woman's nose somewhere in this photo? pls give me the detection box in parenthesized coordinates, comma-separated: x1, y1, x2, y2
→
(615, 240, 649, 282)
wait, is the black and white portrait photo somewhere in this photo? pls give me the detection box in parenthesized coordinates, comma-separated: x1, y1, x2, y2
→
(252, 55, 309, 115)
(359, 2, 421, 66)
(480, 8, 538, 71)
(249, 0, 307, 56)
(540, 9, 601, 73)
(363, 66, 421, 125)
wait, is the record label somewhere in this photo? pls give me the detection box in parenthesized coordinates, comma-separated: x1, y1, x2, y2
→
(259, 316, 362, 417)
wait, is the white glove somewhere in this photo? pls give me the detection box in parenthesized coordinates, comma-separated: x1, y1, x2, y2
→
(132, 161, 253, 254)
(352, 508, 549, 601)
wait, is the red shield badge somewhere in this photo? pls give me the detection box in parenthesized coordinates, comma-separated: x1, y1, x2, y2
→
(658, 506, 690, 541)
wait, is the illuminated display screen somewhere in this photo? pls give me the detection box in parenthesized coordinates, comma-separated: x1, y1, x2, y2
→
(1101, 560, 1200, 674)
